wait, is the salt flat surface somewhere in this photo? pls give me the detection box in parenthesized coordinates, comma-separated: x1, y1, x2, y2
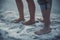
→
(0, 11, 60, 40)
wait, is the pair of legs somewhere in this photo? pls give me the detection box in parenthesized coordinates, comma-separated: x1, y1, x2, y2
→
(15, 0, 35, 25)
(35, 0, 52, 35)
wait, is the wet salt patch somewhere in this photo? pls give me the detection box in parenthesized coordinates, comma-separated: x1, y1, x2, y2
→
(0, 29, 9, 39)
(8, 32, 33, 40)
(18, 28, 57, 39)
(28, 28, 60, 39)
(0, 23, 6, 26)
(0, 23, 60, 40)
(21, 32, 54, 40)
(51, 30, 59, 36)
(8, 32, 19, 37)
(0, 27, 23, 39)
(30, 33, 55, 39)
(2, 11, 18, 16)
(7, 23, 22, 28)
(1, 11, 19, 23)
(0, 12, 60, 40)
(0, 23, 24, 34)
(0, 27, 59, 40)
(0, 23, 10, 31)
(8, 28, 21, 33)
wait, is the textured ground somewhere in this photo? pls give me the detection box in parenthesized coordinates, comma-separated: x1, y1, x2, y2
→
(0, 11, 60, 40)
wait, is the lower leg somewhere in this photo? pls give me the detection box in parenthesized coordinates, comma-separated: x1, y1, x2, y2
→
(28, 0, 35, 21)
(13, 0, 24, 23)
(35, 9, 51, 35)
(35, 0, 52, 34)
(42, 0, 52, 28)
(42, 9, 51, 28)
(23, 0, 35, 25)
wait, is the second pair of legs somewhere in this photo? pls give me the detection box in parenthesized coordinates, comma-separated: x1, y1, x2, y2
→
(14, 0, 35, 25)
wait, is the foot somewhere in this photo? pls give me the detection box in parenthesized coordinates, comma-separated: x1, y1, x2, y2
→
(34, 27, 51, 35)
(12, 18, 25, 23)
(23, 20, 35, 25)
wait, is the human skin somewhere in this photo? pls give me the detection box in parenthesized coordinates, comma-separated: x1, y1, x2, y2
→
(14, 0, 35, 25)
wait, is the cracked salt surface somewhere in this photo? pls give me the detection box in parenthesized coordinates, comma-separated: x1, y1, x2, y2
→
(0, 11, 60, 40)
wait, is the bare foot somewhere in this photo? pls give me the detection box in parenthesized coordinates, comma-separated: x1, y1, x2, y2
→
(34, 27, 51, 35)
(12, 18, 25, 23)
(23, 20, 35, 25)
